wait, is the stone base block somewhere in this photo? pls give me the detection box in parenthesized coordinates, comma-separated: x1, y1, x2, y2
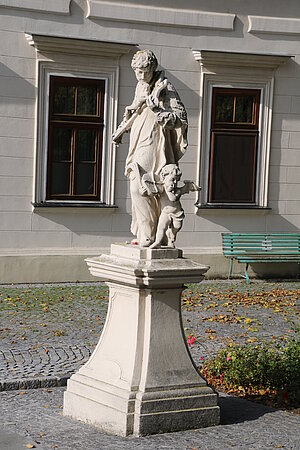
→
(64, 388, 134, 436)
(64, 373, 219, 436)
(134, 387, 219, 435)
(137, 406, 219, 435)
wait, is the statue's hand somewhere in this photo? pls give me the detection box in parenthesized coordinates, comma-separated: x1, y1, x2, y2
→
(179, 181, 201, 195)
(184, 181, 201, 192)
(124, 106, 133, 121)
(153, 78, 168, 99)
(146, 93, 159, 110)
(112, 131, 123, 146)
(147, 78, 168, 110)
(124, 99, 146, 118)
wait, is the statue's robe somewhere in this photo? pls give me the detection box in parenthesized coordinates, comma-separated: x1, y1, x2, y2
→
(124, 71, 188, 245)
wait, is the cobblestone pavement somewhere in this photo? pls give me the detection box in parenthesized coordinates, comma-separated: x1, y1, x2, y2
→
(0, 344, 93, 390)
(0, 387, 299, 449)
(0, 280, 299, 389)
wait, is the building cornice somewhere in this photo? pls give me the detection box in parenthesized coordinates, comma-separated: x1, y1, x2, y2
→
(248, 15, 300, 35)
(87, 1, 235, 31)
(0, 0, 71, 15)
(25, 33, 136, 58)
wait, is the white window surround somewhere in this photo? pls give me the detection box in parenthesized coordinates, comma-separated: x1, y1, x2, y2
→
(25, 33, 135, 208)
(192, 50, 292, 210)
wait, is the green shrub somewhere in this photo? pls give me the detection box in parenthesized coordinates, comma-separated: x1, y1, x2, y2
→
(204, 338, 300, 404)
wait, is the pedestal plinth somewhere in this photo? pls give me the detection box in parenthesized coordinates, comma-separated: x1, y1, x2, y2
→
(63, 244, 220, 435)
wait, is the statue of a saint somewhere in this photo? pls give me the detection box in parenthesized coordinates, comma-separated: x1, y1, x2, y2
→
(112, 50, 188, 247)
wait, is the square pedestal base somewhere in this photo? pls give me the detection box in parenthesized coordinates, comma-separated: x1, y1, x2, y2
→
(64, 244, 220, 435)
(64, 374, 219, 436)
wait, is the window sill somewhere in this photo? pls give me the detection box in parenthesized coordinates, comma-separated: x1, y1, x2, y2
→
(195, 204, 271, 215)
(32, 202, 118, 213)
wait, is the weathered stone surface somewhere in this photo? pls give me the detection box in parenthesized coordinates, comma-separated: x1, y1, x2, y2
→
(64, 244, 219, 435)
(112, 50, 192, 249)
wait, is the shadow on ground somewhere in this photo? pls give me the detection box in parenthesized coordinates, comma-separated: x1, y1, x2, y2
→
(219, 393, 275, 425)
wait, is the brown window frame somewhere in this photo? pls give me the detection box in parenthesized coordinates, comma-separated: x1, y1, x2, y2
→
(208, 87, 261, 204)
(46, 76, 105, 201)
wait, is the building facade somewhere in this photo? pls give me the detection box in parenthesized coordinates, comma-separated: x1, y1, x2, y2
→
(0, 0, 299, 282)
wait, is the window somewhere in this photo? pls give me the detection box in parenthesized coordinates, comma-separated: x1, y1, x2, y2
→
(47, 76, 105, 201)
(192, 50, 291, 209)
(25, 33, 134, 207)
(208, 88, 260, 204)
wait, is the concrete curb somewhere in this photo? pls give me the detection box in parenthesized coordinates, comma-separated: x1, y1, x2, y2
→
(0, 375, 69, 392)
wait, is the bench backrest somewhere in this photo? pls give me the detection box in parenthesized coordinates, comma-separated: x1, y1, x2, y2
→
(222, 233, 300, 256)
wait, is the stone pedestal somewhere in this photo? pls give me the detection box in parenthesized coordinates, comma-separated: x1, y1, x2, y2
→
(63, 244, 220, 436)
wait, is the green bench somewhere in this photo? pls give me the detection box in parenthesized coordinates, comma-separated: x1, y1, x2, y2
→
(222, 233, 300, 283)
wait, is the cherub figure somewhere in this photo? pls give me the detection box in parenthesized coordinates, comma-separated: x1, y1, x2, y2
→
(150, 164, 200, 249)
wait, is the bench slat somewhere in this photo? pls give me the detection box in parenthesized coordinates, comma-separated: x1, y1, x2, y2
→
(238, 259, 300, 263)
(223, 233, 300, 237)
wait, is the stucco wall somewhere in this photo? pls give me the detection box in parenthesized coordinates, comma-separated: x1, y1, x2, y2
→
(0, 0, 299, 282)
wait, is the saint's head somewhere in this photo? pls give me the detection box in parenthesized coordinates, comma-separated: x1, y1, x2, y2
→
(131, 50, 158, 84)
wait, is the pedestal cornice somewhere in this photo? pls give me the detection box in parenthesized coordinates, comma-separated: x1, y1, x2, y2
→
(86, 243, 209, 288)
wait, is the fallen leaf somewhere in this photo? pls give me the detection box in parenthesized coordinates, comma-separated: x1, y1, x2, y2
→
(244, 318, 253, 325)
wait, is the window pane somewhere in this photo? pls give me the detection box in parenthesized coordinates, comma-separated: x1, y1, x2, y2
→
(77, 130, 96, 162)
(235, 96, 254, 123)
(75, 163, 95, 195)
(50, 162, 71, 195)
(77, 86, 98, 115)
(52, 128, 72, 161)
(209, 133, 257, 203)
(215, 95, 234, 122)
(53, 85, 75, 114)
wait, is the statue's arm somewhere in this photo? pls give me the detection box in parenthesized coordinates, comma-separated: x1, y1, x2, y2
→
(112, 116, 131, 145)
(178, 181, 201, 195)
(112, 81, 148, 144)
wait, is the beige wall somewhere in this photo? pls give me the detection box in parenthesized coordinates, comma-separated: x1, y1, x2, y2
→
(0, 0, 299, 282)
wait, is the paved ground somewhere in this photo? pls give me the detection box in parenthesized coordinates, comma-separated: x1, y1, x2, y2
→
(0, 280, 299, 449)
(0, 388, 299, 449)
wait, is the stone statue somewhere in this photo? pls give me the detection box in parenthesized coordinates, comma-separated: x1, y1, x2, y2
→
(113, 49, 195, 248)
(150, 164, 200, 249)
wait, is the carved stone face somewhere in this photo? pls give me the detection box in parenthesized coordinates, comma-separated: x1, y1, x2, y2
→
(134, 67, 154, 84)
(163, 168, 182, 193)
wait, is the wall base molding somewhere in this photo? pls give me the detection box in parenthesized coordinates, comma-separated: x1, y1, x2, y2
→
(0, 252, 299, 284)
